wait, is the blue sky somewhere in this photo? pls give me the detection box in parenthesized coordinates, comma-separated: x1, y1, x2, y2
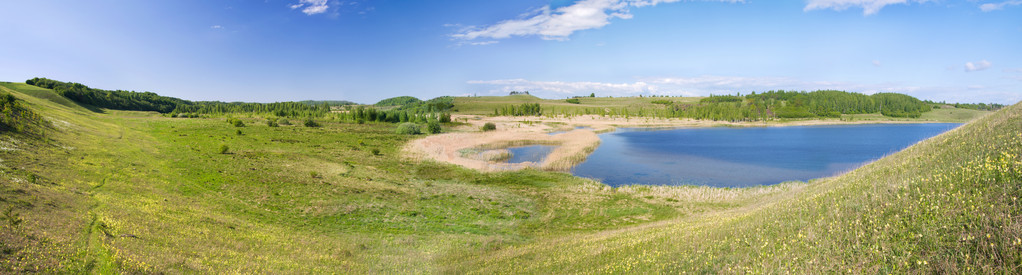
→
(1, 0, 1020, 104)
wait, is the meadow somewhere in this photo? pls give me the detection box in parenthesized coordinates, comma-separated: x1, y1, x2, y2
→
(1, 82, 1018, 273)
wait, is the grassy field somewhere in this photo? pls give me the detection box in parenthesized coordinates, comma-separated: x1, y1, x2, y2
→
(453, 94, 703, 116)
(1, 82, 1018, 273)
(455, 94, 992, 123)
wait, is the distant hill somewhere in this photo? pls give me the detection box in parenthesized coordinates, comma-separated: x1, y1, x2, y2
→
(375, 96, 422, 107)
(297, 100, 358, 106)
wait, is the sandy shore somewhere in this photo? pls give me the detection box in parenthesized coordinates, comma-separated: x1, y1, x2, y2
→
(404, 114, 944, 173)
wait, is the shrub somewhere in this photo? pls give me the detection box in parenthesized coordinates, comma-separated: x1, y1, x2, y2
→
(228, 118, 245, 127)
(236, 129, 242, 135)
(427, 120, 442, 134)
(482, 122, 497, 131)
(277, 118, 291, 125)
(218, 145, 230, 154)
(396, 123, 421, 135)
(565, 98, 580, 104)
(304, 119, 321, 127)
(267, 119, 279, 127)
(310, 171, 321, 178)
(371, 148, 381, 155)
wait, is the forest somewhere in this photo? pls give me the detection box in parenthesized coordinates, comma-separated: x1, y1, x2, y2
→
(27, 77, 188, 113)
(528, 90, 936, 122)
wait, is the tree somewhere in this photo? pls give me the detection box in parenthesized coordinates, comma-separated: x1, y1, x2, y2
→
(427, 120, 441, 134)
(481, 122, 496, 131)
(590, 93, 595, 97)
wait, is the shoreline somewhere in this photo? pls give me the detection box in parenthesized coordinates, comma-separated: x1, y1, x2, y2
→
(404, 114, 966, 173)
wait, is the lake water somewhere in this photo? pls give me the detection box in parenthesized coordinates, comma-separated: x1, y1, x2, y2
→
(571, 123, 960, 188)
(507, 145, 557, 163)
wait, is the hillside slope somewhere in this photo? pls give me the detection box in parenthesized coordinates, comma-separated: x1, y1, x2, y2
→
(0, 81, 1018, 273)
(455, 101, 1021, 273)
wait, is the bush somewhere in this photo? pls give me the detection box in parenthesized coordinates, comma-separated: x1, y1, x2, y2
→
(277, 118, 291, 125)
(565, 98, 580, 104)
(267, 119, 279, 127)
(427, 120, 441, 134)
(482, 122, 496, 131)
(371, 148, 381, 155)
(218, 145, 230, 154)
(304, 119, 321, 127)
(236, 129, 242, 135)
(228, 118, 245, 127)
(396, 123, 421, 135)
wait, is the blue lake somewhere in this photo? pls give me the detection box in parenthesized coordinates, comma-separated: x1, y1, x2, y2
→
(571, 123, 960, 188)
(507, 145, 557, 163)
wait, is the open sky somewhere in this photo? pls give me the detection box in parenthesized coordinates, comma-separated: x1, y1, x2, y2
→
(1, 0, 1020, 104)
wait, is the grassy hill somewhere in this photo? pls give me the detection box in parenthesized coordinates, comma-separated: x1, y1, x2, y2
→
(0, 82, 1018, 273)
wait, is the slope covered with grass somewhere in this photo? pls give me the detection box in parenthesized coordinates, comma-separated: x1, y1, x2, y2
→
(0, 81, 1017, 273)
(0, 83, 791, 273)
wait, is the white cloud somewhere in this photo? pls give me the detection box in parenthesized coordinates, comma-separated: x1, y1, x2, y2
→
(964, 60, 992, 72)
(803, 0, 929, 16)
(452, 0, 740, 42)
(291, 0, 329, 15)
(980, 0, 1022, 11)
(872, 60, 882, 67)
(210, 25, 223, 29)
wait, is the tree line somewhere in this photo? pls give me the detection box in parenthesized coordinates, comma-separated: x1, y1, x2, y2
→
(528, 90, 936, 122)
(26, 78, 457, 124)
(27, 77, 188, 113)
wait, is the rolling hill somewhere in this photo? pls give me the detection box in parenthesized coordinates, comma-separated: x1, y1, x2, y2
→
(0, 82, 1018, 273)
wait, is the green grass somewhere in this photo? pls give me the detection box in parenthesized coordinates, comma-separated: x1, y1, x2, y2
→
(455, 94, 992, 123)
(453, 94, 702, 116)
(1, 82, 1018, 273)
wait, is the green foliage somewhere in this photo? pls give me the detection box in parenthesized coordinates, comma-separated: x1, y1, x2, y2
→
(949, 102, 1006, 111)
(482, 122, 496, 131)
(27, 77, 187, 113)
(303, 119, 320, 127)
(427, 120, 442, 134)
(266, 119, 279, 127)
(565, 98, 581, 104)
(700, 95, 743, 103)
(650, 99, 673, 105)
(590, 93, 595, 97)
(375, 96, 422, 107)
(177, 101, 328, 117)
(371, 148, 381, 155)
(4, 206, 22, 228)
(277, 118, 291, 125)
(0, 91, 49, 133)
(236, 129, 243, 135)
(227, 118, 245, 127)
(494, 103, 542, 116)
(396, 122, 421, 135)
(218, 145, 229, 154)
(309, 171, 320, 178)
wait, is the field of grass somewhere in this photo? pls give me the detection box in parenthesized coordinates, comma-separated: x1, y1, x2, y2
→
(453, 94, 702, 116)
(1, 82, 1018, 273)
(455, 94, 992, 123)
(0, 83, 788, 272)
